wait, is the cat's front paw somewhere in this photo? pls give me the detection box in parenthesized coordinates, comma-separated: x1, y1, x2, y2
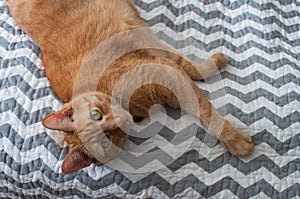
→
(220, 130, 254, 157)
(211, 53, 228, 69)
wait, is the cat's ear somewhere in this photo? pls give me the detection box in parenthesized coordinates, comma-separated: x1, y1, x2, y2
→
(42, 108, 75, 131)
(62, 148, 94, 174)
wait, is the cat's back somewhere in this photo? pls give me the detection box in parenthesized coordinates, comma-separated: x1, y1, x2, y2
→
(8, 0, 145, 50)
(8, 0, 148, 102)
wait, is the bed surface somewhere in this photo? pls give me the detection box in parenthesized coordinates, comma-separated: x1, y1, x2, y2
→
(0, 0, 299, 198)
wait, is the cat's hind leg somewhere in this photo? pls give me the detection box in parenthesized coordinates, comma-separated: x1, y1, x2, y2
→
(166, 76, 253, 157)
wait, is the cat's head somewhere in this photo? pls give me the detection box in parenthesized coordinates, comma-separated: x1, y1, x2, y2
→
(42, 92, 133, 173)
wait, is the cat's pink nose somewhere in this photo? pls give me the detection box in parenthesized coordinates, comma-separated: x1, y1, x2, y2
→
(115, 116, 133, 131)
(114, 116, 124, 126)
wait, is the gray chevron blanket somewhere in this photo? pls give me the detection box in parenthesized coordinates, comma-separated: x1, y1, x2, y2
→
(0, 0, 299, 198)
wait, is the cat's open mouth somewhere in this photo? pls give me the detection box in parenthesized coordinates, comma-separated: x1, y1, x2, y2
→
(64, 109, 74, 122)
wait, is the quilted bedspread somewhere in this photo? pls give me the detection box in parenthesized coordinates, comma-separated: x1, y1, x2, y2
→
(0, 0, 299, 198)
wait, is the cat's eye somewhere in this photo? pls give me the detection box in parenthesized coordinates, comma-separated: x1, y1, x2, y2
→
(90, 110, 102, 121)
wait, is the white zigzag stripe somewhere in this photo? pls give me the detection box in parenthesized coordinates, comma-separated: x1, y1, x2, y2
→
(213, 96, 300, 117)
(0, 176, 170, 199)
(174, 188, 239, 199)
(226, 64, 300, 79)
(0, 160, 171, 199)
(132, 109, 201, 132)
(0, 65, 50, 87)
(121, 144, 300, 185)
(154, 163, 300, 191)
(123, 186, 169, 199)
(155, 31, 299, 60)
(171, 187, 207, 199)
(115, 140, 299, 174)
(0, 47, 43, 68)
(250, 193, 272, 199)
(0, 87, 61, 112)
(0, 28, 30, 43)
(0, 1, 7, 7)
(149, 23, 299, 52)
(84, 163, 116, 180)
(0, 162, 62, 183)
(174, 44, 300, 65)
(0, 112, 60, 138)
(130, 109, 298, 143)
(0, 12, 18, 28)
(198, 140, 298, 164)
(196, 80, 300, 97)
(0, 186, 57, 199)
(125, 136, 207, 159)
(106, 158, 170, 174)
(153, 26, 300, 55)
(224, 46, 299, 63)
(210, 189, 240, 199)
(0, 138, 60, 167)
(117, 157, 299, 186)
(142, 6, 300, 32)
(156, 45, 300, 82)
(139, 0, 300, 18)
(225, 114, 300, 141)
(0, 179, 131, 199)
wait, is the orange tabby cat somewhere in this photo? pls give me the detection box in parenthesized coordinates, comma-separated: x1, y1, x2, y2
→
(8, 0, 254, 173)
